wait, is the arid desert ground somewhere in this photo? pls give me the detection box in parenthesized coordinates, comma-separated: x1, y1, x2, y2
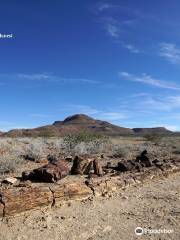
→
(0, 135, 179, 240)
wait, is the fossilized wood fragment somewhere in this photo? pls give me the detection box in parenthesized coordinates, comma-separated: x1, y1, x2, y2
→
(0, 182, 92, 217)
(93, 159, 103, 176)
(22, 160, 70, 182)
(71, 156, 103, 176)
(71, 156, 93, 175)
(0, 187, 52, 217)
(51, 183, 92, 202)
(0, 157, 179, 217)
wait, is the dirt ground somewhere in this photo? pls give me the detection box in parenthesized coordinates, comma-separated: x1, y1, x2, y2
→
(0, 172, 179, 240)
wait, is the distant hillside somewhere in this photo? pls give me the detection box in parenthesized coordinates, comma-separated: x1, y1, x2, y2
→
(1, 114, 173, 137)
(133, 127, 172, 135)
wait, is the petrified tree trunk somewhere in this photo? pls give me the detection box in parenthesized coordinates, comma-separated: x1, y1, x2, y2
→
(22, 160, 70, 183)
(0, 161, 179, 217)
(71, 156, 103, 176)
(0, 183, 92, 217)
(93, 159, 103, 176)
(71, 156, 93, 175)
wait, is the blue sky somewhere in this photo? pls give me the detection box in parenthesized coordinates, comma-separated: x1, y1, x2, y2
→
(1, 0, 180, 131)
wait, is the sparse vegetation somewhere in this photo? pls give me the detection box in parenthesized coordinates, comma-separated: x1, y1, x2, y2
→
(143, 133, 163, 143)
(112, 146, 129, 158)
(0, 154, 24, 174)
(0, 135, 179, 175)
(63, 131, 109, 154)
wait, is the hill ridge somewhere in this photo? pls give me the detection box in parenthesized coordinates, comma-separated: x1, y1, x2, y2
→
(0, 114, 173, 137)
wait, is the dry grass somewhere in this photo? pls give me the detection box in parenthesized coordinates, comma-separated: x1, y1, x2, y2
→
(0, 135, 179, 175)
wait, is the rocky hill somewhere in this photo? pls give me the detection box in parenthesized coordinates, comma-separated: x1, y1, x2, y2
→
(133, 127, 172, 135)
(1, 114, 173, 137)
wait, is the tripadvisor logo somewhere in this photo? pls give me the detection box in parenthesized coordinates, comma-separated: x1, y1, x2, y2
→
(135, 227, 174, 236)
(0, 33, 14, 39)
(135, 227, 143, 236)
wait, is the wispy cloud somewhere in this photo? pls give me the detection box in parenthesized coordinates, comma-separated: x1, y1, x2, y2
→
(123, 44, 140, 53)
(161, 125, 179, 131)
(18, 73, 51, 80)
(105, 21, 120, 38)
(94, 3, 143, 54)
(60, 104, 100, 115)
(0, 73, 99, 85)
(59, 104, 129, 121)
(95, 2, 115, 12)
(124, 93, 180, 112)
(101, 17, 136, 39)
(18, 73, 99, 84)
(159, 43, 180, 64)
(119, 71, 180, 90)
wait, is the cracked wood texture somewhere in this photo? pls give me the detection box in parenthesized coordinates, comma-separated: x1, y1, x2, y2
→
(0, 162, 179, 217)
(0, 183, 92, 217)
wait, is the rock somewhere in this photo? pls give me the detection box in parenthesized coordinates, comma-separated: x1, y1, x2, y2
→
(65, 156, 73, 162)
(136, 150, 152, 167)
(103, 225, 112, 232)
(24, 154, 36, 161)
(2, 177, 18, 185)
(24, 154, 48, 163)
(36, 158, 48, 164)
(14, 180, 31, 188)
(117, 160, 136, 172)
(22, 160, 70, 182)
(47, 155, 57, 163)
(105, 162, 111, 169)
(152, 159, 163, 167)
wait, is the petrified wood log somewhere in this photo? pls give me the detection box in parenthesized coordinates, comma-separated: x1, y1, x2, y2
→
(71, 156, 93, 175)
(0, 159, 179, 217)
(22, 160, 70, 183)
(71, 156, 103, 176)
(0, 183, 92, 217)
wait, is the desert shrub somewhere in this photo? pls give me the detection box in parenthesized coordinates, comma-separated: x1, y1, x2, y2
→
(38, 129, 54, 138)
(64, 131, 104, 148)
(112, 145, 129, 158)
(25, 139, 49, 159)
(172, 145, 180, 154)
(138, 144, 171, 159)
(144, 133, 163, 143)
(64, 131, 104, 144)
(72, 141, 109, 155)
(63, 131, 109, 154)
(0, 154, 24, 174)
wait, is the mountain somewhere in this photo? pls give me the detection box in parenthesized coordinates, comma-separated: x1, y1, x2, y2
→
(133, 127, 172, 135)
(1, 114, 173, 137)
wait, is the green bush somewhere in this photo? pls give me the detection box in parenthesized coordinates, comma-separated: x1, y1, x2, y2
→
(63, 131, 107, 151)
